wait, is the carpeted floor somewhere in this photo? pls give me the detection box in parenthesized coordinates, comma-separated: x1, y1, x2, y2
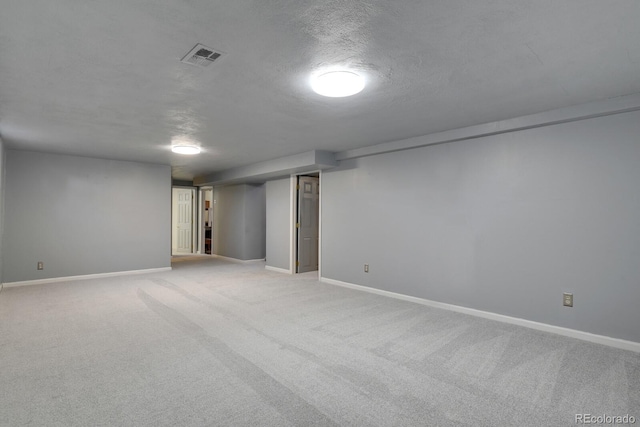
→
(0, 256, 638, 426)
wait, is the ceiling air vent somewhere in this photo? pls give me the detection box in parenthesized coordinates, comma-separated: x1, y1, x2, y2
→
(181, 43, 224, 67)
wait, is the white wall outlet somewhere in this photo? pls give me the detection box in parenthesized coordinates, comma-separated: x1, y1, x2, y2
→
(364, 264, 369, 273)
(563, 292, 573, 307)
(37, 261, 44, 270)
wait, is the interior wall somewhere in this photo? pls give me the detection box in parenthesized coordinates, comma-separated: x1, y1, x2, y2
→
(266, 178, 291, 271)
(245, 184, 266, 260)
(213, 184, 266, 261)
(213, 185, 246, 260)
(0, 137, 5, 283)
(3, 151, 171, 283)
(321, 110, 640, 343)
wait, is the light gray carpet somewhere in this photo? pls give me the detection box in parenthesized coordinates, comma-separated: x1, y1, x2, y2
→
(0, 256, 638, 426)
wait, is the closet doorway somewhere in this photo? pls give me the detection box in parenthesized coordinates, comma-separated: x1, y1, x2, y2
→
(199, 187, 213, 255)
(294, 174, 319, 273)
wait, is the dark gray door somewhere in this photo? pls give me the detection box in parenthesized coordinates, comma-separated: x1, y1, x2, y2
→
(297, 176, 319, 273)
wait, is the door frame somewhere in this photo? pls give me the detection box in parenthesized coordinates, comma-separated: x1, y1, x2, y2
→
(197, 186, 214, 255)
(171, 186, 197, 255)
(290, 171, 322, 275)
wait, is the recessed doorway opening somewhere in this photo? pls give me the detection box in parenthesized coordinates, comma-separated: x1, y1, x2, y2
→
(292, 173, 320, 274)
(198, 187, 214, 255)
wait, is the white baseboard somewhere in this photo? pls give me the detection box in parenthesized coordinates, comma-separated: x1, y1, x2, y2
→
(212, 255, 266, 264)
(320, 277, 640, 353)
(265, 265, 292, 274)
(3, 267, 173, 288)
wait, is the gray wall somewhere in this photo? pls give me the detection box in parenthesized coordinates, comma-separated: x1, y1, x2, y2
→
(0, 138, 5, 283)
(322, 110, 640, 343)
(245, 184, 266, 260)
(213, 184, 266, 260)
(3, 151, 171, 283)
(266, 178, 291, 270)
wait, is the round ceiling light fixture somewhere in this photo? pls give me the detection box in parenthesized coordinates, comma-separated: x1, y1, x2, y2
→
(311, 70, 365, 97)
(171, 145, 201, 155)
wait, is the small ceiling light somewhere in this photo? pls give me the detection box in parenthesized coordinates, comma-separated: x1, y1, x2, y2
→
(311, 70, 365, 97)
(171, 145, 201, 155)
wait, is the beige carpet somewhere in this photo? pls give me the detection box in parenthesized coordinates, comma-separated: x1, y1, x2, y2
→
(1, 256, 638, 426)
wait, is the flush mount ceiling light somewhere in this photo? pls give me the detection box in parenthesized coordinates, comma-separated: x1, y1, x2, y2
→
(171, 145, 201, 155)
(311, 70, 365, 97)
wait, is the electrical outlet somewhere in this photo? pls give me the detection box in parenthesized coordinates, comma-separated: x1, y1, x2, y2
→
(563, 292, 573, 307)
(37, 261, 44, 270)
(364, 264, 369, 273)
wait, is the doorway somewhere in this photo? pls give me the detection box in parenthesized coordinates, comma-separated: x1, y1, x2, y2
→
(199, 187, 213, 255)
(171, 187, 197, 254)
(295, 174, 319, 273)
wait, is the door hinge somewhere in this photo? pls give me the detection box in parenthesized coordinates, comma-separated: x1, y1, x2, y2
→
(296, 261, 299, 267)
(296, 184, 300, 190)
(296, 222, 300, 228)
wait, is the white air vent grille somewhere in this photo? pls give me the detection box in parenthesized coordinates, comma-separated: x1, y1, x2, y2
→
(181, 43, 224, 67)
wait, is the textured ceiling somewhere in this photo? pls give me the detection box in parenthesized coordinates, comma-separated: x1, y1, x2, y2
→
(1, 1, 639, 180)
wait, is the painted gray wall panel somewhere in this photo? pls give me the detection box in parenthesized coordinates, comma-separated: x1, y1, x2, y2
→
(213, 184, 266, 260)
(0, 138, 5, 283)
(244, 184, 266, 260)
(3, 151, 171, 283)
(322, 111, 640, 343)
(213, 185, 246, 260)
(266, 178, 290, 270)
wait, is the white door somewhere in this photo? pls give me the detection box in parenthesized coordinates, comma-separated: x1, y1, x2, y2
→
(297, 176, 319, 273)
(172, 188, 194, 254)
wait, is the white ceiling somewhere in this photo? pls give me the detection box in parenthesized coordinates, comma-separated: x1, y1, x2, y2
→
(1, 1, 639, 180)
